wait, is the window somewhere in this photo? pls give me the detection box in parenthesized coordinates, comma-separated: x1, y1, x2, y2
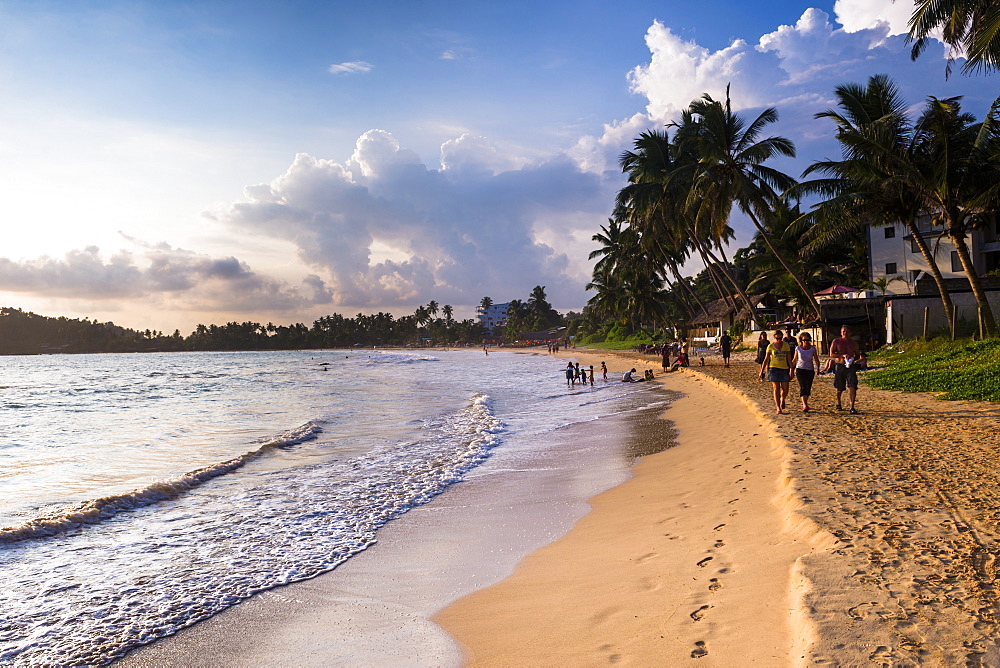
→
(885, 262, 898, 274)
(910, 239, 922, 254)
(884, 227, 896, 239)
(951, 251, 963, 272)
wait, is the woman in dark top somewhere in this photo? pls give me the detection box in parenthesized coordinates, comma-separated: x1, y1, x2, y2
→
(754, 332, 769, 365)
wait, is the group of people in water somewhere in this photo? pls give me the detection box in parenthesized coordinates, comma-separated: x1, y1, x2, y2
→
(757, 325, 863, 415)
(565, 361, 609, 387)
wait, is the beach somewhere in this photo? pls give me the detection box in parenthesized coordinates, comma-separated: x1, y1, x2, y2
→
(438, 348, 1000, 665)
(113, 346, 1000, 665)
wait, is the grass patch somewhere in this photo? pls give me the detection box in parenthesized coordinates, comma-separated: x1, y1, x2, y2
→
(865, 337, 1000, 402)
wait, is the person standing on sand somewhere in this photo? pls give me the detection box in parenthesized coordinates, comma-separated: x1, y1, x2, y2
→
(789, 332, 819, 412)
(681, 337, 690, 367)
(754, 332, 769, 365)
(759, 329, 791, 414)
(661, 345, 670, 372)
(829, 325, 863, 414)
(720, 332, 732, 368)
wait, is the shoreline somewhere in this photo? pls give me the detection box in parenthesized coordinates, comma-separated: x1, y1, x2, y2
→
(117, 350, 677, 667)
(437, 349, 834, 665)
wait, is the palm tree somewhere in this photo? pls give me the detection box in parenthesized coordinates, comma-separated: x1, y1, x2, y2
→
(907, 95, 1000, 335)
(679, 87, 823, 319)
(616, 129, 751, 320)
(862, 275, 907, 297)
(442, 304, 454, 326)
(479, 296, 493, 312)
(414, 305, 430, 328)
(426, 300, 439, 319)
(907, 0, 1000, 75)
(798, 74, 958, 334)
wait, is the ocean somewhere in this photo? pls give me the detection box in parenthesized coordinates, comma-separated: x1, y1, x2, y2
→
(0, 349, 673, 665)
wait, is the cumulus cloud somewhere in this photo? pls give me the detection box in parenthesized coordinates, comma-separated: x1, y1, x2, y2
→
(834, 0, 912, 35)
(0, 243, 331, 312)
(328, 61, 374, 75)
(215, 130, 611, 309)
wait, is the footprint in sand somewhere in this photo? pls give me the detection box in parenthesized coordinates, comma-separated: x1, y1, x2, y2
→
(635, 553, 657, 564)
(697, 556, 713, 568)
(690, 605, 711, 621)
(727, 498, 739, 504)
(691, 641, 709, 658)
(713, 524, 726, 531)
(715, 540, 725, 548)
(709, 578, 722, 591)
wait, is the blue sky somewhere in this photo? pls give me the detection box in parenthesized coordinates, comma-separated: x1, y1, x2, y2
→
(0, 0, 994, 332)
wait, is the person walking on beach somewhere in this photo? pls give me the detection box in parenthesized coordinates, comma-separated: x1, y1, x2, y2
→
(754, 332, 769, 365)
(661, 345, 670, 372)
(759, 329, 792, 414)
(681, 337, 690, 367)
(565, 362, 575, 388)
(720, 332, 732, 368)
(588, 365, 595, 386)
(829, 325, 863, 413)
(601, 361, 608, 380)
(789, 332, 819, 412)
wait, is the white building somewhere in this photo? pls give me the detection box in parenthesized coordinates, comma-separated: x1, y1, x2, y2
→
(476, 302, 509, 335)
(867, 214, 1000, 294)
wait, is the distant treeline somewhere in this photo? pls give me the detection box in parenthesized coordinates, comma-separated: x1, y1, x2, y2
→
(0, 307, 487, 355)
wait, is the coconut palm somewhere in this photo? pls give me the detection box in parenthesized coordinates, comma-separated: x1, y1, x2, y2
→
(679, 87, 823, 319)
(797, 74, 958, 334)
(442, 304, 454, 326)
(906, 94, 1000, 335)
(616, 128, 753, 320)
(862, 275, 907, 297)
(426, 300, 439, 319)
(907, 0, 1000, 75)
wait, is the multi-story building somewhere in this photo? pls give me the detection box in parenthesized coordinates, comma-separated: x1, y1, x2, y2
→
(867, 215, 1000, 295)
(476, 302, 509, 336)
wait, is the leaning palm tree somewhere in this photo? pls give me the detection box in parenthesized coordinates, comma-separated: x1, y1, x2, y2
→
(797, 74, 958, 334)
(907, 0, 1000, 75)
(617, 128, 755, 321)
(679, 87, 823, 319)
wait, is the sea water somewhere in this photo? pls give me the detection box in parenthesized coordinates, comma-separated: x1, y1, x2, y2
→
(0, 349, 671, 665)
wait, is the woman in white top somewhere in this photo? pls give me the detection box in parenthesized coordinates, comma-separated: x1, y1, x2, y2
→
(789, 332, 820, 412)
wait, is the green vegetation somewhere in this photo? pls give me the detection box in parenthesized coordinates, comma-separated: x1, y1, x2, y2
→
(0, 305, 486, 355)
(866, 338, 1000, 402)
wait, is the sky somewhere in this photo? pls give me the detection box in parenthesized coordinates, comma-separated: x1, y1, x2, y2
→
(0, 0, 995, 333)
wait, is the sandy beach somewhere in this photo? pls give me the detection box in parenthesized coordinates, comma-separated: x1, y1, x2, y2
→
(437, 347, 1000, 666)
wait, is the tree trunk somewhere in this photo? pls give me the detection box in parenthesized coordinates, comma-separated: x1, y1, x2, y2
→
(703, 241, 760, 329)
(904, 221, 956, 335)
(694, 242, 735, 309)
(948, 226, 998, 337)
(745, 209, 823, 319)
